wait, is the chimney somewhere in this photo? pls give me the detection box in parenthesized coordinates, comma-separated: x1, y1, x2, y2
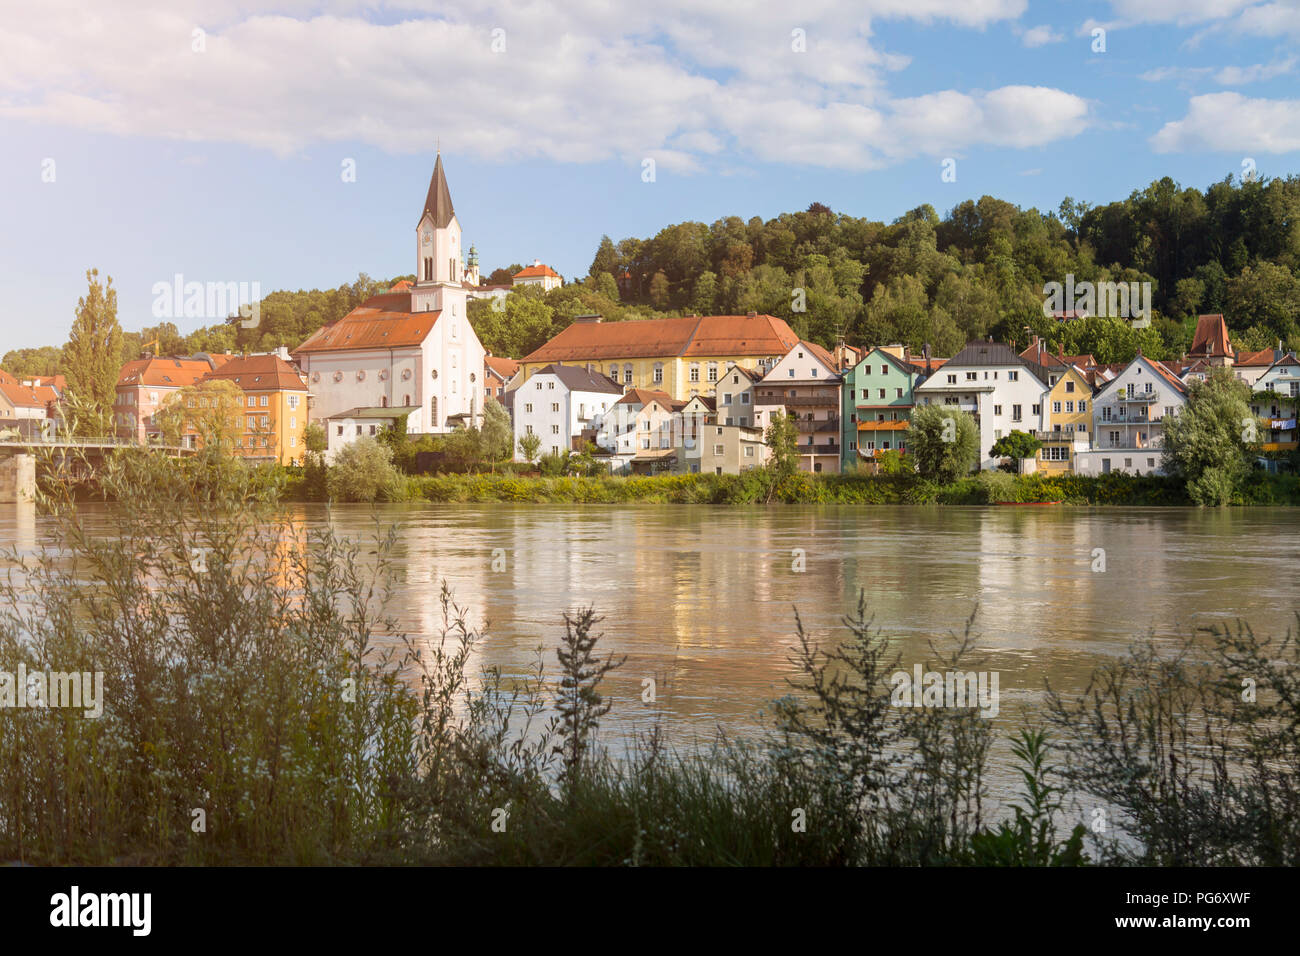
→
(1058, 342, 1064, 361)
(746, 311, 757, 318)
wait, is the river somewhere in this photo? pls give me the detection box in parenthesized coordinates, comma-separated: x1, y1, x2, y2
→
(3, 501, 1297, 797)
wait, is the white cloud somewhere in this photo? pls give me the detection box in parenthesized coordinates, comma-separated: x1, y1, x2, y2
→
(0, 0, 1089, 172)
(1021, 25, 1063, 47)
(1150, 92, 1300, 152)
(1215, 56, 1297, 83)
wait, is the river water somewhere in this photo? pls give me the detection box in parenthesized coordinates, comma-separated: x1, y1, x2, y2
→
(3, 501, 1297, 797)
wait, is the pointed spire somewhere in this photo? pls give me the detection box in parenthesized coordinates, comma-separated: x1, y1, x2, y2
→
(419, 154, 455, 228)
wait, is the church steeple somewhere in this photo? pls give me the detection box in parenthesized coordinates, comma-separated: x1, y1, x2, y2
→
(419, 153, 455, 229)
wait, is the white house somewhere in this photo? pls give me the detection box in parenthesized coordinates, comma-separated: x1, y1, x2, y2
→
(1074, 353, 1188, 476)
(914, 341, 1052, 470)
(512, 260, 563, 291)
(755, 341, 843, 474)
(513, 364, 622, 460)
(293, 155, 486, 450)
(596, 388, 682, 473)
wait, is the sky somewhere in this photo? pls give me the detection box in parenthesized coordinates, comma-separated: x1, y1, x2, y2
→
(1, 0, 1299, 351)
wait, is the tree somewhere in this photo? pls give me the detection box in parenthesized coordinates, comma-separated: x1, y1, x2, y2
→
(589, 235, 618, 278)
(764, 411, 799, 481)
(648, 270, 671, 309)
(62, 268, 124, 436)
(1161, 367, 1255, 506)
(480, 397, 512, 468)
(989, 430, 1042, 474)
(517, 431, 542, 463)
(327, 436, 400, 502)
(906, 403, 979, 482)
(1, 346, 61, 379)
(154, 379, 245, 452)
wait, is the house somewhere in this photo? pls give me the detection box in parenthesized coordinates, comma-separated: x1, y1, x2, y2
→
(595, 388, 682, 474)
(114, 353, 231, 443)
(696, 422, 770, 475)
(1232, 345, 1287, 388)
(714, 363, 774, 429)
(1074, 353, 1188, 476)
(1019, 337, 1096, 374)
(512, 260, 563, 291)
(1033, 364, 1093, 474)
(513, 364, 622, 460)
(324, 407, 419, 461)
(841, 344, 942, 472)
(1252, 353, 1299, 453)
(0, 382, 59, 439)
(517, 312, 801, 401)
(188, 351, 311, 465)
(755, 341, 843, 474)
(293, 155, 486, 450)
(484, 354, 519, 403)
(673, 395, 715, 474)
(914, 341, 1053, 471)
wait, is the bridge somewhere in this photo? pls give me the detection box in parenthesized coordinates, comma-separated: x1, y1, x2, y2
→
(0, 437, 191, 503)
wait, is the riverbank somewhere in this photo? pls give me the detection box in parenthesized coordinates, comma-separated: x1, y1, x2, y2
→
(281, 467, 1300, 506)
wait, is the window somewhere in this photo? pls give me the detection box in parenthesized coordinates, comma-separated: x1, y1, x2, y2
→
(653, 365, 663, 384)
(1011, 404, 1022, 422)
(547, 381, 554, 390)
(525, 424, 533, 435)
(288, 395, 299, 410)
(624, 368, 633, 384)
(789, 369, 795, 377)
(355, 425, 362, 436)
(246, 416, 255, 429)
(551, 425, 559, 435)
(896, 388, 903, 398)
(1031, 404, 1041, 416)
(551, 402, 559, 412)
(260, 395, 268, 407)
(536, 381, 543, 390)
(714, 444, 724, 455)
(1008, 371, 1019, 382)
(708, 365, 719, 382)
(1052, 402, 1061, 414)
(524, 403, 533, 413)
(690, 365, 700, 383)
(863, 366, 872, 376)
(1125, 458, 1133, 468)
(289, 436, 296, 448)
(811, 368, 818, 377)
(247, 396, 256, 407)
(878, 389, 886, 399)
(1065, 401, 1074, 413)
(641, 438, 650, 450)
(947, 374, 957, 384)
(289, 417, 296, 429)
(1148, 458, 1156, 468)
(744, 446, 754, 457)
(1079, 400, 1087, 413)
(1065, 381, 1075, 394)
(966, 372, 977, 381)
(336, 425, 343, 436)
(994, 405, 1002, 416)
(742, 391, 751, 403)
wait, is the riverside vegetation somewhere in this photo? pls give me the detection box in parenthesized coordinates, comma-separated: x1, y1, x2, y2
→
(1, 448, 1298, 865)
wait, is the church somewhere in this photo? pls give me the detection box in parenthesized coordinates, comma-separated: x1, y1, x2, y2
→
(293, 155, 487, 456)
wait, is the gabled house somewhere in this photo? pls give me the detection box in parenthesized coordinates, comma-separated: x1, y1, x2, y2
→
(1252, 353, 1299, 453)
(595, 388, 683, 474)
(673, 395, 715, 474)
(713, 363, 771, 429)
(193, 351, 311, 465)
(1075, 353, 1188, 476)
(513, 363, 622, 460)
(484, 354, 519, 403)
(914, 341, 1052, 471)
(841, 344, 942, 471)
(1187, 314, 1233, 367)
(1033, 364, 1093, 473)
(512, 260, 563, 291)
(115, 353, 231, 443)
(755, 341, 843, 474)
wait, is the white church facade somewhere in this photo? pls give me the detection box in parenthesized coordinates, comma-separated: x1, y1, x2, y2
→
(293, 155, 487, 455)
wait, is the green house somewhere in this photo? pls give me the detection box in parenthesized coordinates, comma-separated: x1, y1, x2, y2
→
(841, 346, 942, 471)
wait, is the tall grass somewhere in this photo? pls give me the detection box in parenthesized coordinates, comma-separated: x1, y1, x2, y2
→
(1, 448, 1296, 864)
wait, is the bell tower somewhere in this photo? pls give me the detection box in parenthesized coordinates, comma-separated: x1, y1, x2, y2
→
(412, 153, 464, 314)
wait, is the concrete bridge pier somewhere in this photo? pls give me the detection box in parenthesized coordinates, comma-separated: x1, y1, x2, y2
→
(0, 453, 36, 503)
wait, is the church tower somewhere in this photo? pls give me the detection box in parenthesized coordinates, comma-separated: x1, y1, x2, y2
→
(411, 154, 465, 315)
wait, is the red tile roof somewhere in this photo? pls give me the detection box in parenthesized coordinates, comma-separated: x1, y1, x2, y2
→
(0, 370, 18, 386)
(514, 263, 561, 279)
(0, 383, 57, 409)
(614, 387, 679, 409)
(1189, 314, 1232, 358)
(293, 292, 438, 353)
(117, 357, 217, 388)
(522, 314, 800, 364)
(485, 355, 520, 380)
(200, 354, 308, 391)
(1235, 347, 1276, 367)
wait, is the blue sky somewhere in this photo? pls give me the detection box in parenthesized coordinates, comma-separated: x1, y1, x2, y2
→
(2, 0, 1299, 350)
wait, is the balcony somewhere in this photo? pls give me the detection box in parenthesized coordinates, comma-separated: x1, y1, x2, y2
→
(809, 419, 842, 433)
(758, 394, 839, 407)
(802, 444, 840, 455)
(1118, 391, 1159, 404)
(858, 419, 909, 431)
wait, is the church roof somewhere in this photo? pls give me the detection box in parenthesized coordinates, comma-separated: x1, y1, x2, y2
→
(419, 154, 455, 229)
(293, 292, 439, 353)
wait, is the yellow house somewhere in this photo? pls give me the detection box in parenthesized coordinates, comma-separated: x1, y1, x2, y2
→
(1035, 364, 1092, 473)
(196, 353, 310, 465)
(516, 313, 801, 402)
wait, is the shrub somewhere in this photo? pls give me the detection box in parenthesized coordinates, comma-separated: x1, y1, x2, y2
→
(327, 436, 401, 502)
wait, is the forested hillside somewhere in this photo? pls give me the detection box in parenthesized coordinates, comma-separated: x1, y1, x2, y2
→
(6, 175, 1298, 378)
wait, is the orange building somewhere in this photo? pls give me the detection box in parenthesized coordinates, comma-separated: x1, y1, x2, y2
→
(115, 354, 232, 443)
(192, 353, 311, 465)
